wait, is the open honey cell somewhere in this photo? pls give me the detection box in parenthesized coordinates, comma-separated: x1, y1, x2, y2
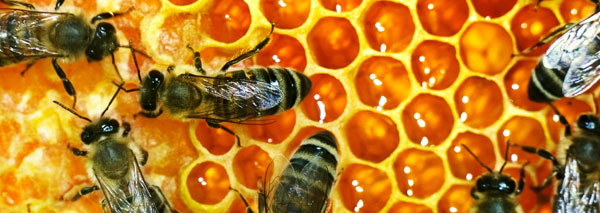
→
(364, 1, 415, 53)
(246, 110, 296, 144)
(497, 116, 547, 164)
(437, 185, 472, 213)
(394, 148, 445, 199)
(416, 0, 469, 36)
(504, 167, 537, 212)
(504, 60, 546, 111)
(260, 0, 310, 29)
(320, 0, 362, 12)
(388, 201, 433, 213)
(510, 4, 559, 56)
(301, 74, 347, 123)
(355, 56, 411, 110)
(471, 0, 516, 18)
(447, 132, 495, 180)
(194, 120, 235, 155)
(460, 22, 513, 75)
(256, 33, 307, 71)
(232, 145, 272, 189)
(560, 0, 596, 23)
(284, 126, 328, 157)
(185, 161, 230, 205)
(344, 111, 399, 162)
(454, 76, 504, 128)
(545, 99, 592, 143)
(338, 164, 391, 212)
(169, 0, 197, 5)
(402, 94, 454, 146)
(201, 0, 251, 43)
(411, 40, 460, 90)
(157, 13, 200, 63)
(308, 17, 359, 69)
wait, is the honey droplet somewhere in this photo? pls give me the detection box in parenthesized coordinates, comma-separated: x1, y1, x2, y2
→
(355, 56, 411, 110)
(308, 17, 359, 69)
(504, 60, 546, 111)
(437, 185, 473, 213)
(471, 0, 517, 18)
(560, 0, 596, 23)
(454, 76, 504, 128)
(195, 120, 235, 155)
(364, 1, 415, 52)
(395, 149, 445, 198)
(460, 22, 513, 75)
(545, 99, 592, 143)
(510, 4, 559, 56)
(201, 0, 251, 43)
(301, 74, 347, 123)
(345, 111, 399, 162)
(402, 94, 454, 146)
(256, 33, 307, 71)
(232, 145, 272, 189)
(497, 116, 546, 164)
(416, 0, 469, 36)
(411, 40, 460, 90)
(246, 110, 296, 144)
(447, 132, 495, 180)
(186, 161, 230, 204)
(388, 201, 433, 213)
(320, 0, 362, 12)
(260, 0, 311, 29)
(339, 164, 391, 212)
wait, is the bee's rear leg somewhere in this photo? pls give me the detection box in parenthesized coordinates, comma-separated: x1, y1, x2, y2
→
(0, 0, 35, 10)
(229, 187, 254, 213)
(219, 22, 275, 73)
(207, 120, 241, 147)
(71, 185, 100, 201)
(548, 102, 572, 136)
(19, 62, 35, 76)
(513, 22, 576, 57)
(516, 161, 529, 195)
(187, 44, 205, 75)
(52, 58, 77, 109)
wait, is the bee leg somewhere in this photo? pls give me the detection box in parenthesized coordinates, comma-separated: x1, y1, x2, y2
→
(515, 145, 562, 190)
(110, 53, 124, 81)
(167, 65, 175, 73)
(140, 148, 149, 166)
(207, 121, 241, 147)
(71, 185, 100, 201)
(19, 62, 35, 76)
(470, 187, 479, 199)
(90, 8, 132, 24)
(514, 22, 577, 57)
(548, 102, 572, 136)
(220, 22, 275, 72)
(54, 0, 63, 10)
(70, 147, 87, 157)
(229, 187, 255, 213)
(186, 44, 205, 75)
(0, 0, 35, 10)
(52, 58, 77, 109)
(515, 161, 530, 195)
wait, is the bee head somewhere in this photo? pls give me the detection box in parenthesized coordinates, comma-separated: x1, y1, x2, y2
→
(81, 118, 120, 144)
(86, 22, 118, 61)
(577, 114, 600, 134)
(476, 174, 516, 194)
(140, 70, 165, 112)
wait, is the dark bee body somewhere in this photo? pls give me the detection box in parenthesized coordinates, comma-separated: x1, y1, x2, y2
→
(528, 62, 566, 103)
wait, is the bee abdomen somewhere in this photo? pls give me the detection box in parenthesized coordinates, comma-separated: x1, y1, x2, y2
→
(248, 67, 312, 113)
(0, 11, 43, 66)
(528, 62, 565, 103)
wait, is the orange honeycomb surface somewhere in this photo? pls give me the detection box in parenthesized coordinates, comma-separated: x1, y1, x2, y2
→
(0, 0, 597, 212)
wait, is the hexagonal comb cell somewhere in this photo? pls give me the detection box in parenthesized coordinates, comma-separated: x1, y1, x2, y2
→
(560, 0, 596, 23)
(454, 76, 504, 128)
(402, 94, 454, 146)
(320, 0, 362, 12)
(388, 201, 433, 213)
(447, 132, 495, 180)
(510, 4, 559, 56)
(438, 185, 472, 212)
(460, 22, 513, 75)
(260, 0, 310, 29)
(308, 17, 359, 69)
(185, 161, 230, 205)
(504, 60, 546, 111)
(256, 33, 307, 71)
(416, 0, 469, 36)
(364, 1, 415, 53)
(195, 121, 235, 155)
(158, 13, 200, 62)
(232, 145, 272, 189)
(471, 0, 516, 18)
(201, 0, 251, 43)
(411, 40, 460, 90)
(339, 164, 391, 212)
(345, 111, 399, 162)
(355, 56, 411, 110)
(394, 149, 445, 199)
(301, 74, 347, 123)
(497, 116, 547, 164)
(246, 110, 296, 144)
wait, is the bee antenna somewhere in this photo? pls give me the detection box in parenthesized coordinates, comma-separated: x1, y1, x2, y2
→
(101, 82, 125, 117)
(499, 140, 511, 173)
(53, 100, 92, 123)
(461, 144, 494, 173)
(117, 40, 149, 83)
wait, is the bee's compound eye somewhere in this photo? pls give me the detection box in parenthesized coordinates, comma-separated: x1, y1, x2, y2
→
(101, 120, 120, 133)
(578, 114, 600, 132)
(476, 178, 487, 191)
(148, 70, 164, 90)
(81, 130, 93, 144)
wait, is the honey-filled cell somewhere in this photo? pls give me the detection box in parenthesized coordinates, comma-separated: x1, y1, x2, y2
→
(320, 0, 362, 12)
(260, 0, 310, 29)
(560, 0, 596, 23)
(201, 0, 251, 43)
(447, 132, 495, 180)
(454, 76, 504, 128)
(471, 0, 517, 18)
(504, 167, 536, 212)
(355, 56, 411, 110)
(411, 40, 460, 90)
(388, 201, 433, 213)
(338, 164, 391, 212)
(169, 0, 197, 6)
(437, 185, 473, 213)
(308, 17, 359, 69)
(504, 60, 546, 111)
(460, 22, 513, 75)
(301, 74, 347, 123)
(194, 120, 235, 155)
(546, 99, 592, 143)
(246, 110, 296, 144)
(232, 145, 272, 189)
(185, 161, 230, 205)
(229, 196, 255, 212)
(256, 33, 307, 71)
(497, 116, 547, 164)
(364, 1, 415, 52)
(402, 94, 454, 146)
(345, 111, 399, 162)
(510, 4, 559, 56)
(394, 149, 445, 199)
(416, 0, 469, 36)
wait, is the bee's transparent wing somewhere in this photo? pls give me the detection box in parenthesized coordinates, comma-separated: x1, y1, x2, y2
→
(95, 152, 158, 213)
(0, 9, 65, 59)
(555, 157, 600, 213)
(543, 12, 600, 70)
(563, 55, 600, 97)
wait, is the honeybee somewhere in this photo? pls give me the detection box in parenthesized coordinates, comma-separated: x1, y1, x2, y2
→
(0, 0, 139, 107)
(232, 131, 339, 213)
(120, 23, 312, 145)
(56, 83, 176, 213)
(461, 143, 528, 213)
(526, 1, 600, 103)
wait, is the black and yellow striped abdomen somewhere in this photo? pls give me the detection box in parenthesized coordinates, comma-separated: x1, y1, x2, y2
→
(0, 10, 50, 66)
(528, 62, 566, 103)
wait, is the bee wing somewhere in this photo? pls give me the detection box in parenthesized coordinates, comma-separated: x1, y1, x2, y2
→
(94, 153, 159, 213)
(563, 55, 600, 97)
(543, 12, 600, 70)
(556, 156, 600, 213)
(0, 9, 65, 58)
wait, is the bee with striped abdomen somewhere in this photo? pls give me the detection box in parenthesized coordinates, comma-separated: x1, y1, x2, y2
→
(56, 83, 176, 213)
(233, 131, 339, 213)
(0, 0, 140, 107)
(120, 23, 311, 145)
(462, 143, 528, 213)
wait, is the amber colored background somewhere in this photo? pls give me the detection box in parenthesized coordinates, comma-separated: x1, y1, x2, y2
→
(0, 0, 597, 212)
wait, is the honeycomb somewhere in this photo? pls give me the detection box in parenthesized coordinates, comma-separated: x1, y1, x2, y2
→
(0, 0, 598, 212)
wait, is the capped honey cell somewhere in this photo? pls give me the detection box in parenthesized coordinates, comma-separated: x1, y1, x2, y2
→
(416, 0, 469, 36)
(460, 22, 513, 75)
(454, 76, 504, 128)
(185, 161, 230, 205)
(545, 99, 592, 143)
(201, 0, 251, 43)
(355, 56, 411, 110)
(195, 121, 235, 155)
(256, 33, 307, 71)
(447, 132, 495, 180)
(260, 0, 310, 29)
(402, 94, 454, 146)
(232, 145, 272, 189)
(301, 74, 347, 123)
(560, 0, 596, 23)
(437, 185, 473, 213)
(510, 4, 559, 56)
(246, 110, 296, 144)
(320, 0, 362, 12)
(394, 149, 445, 199)
(308, 17, 359, 69)
(471, 0, 516, 18)
(345, 111, 399, 162)
(364, 1, 415, 52)
(504, 60, 546, 111)
(411, 40, 460, 90)
(338, 164, 391, 212)
(497, 116, 547, 164)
